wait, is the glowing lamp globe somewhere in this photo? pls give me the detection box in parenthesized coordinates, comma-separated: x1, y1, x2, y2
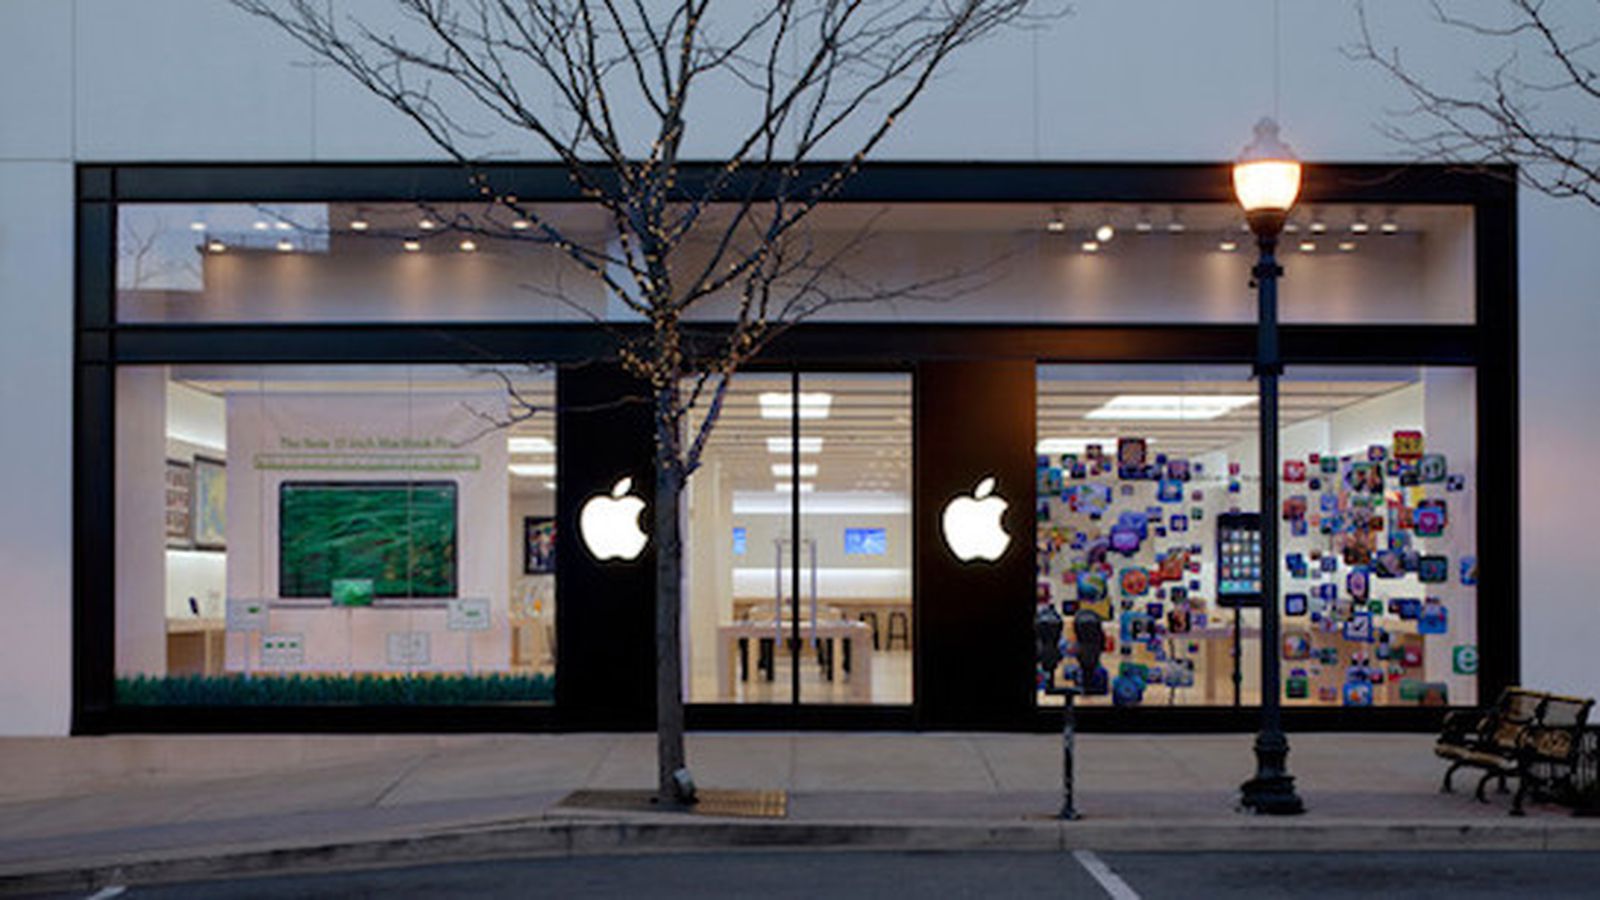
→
(1233, 117, 1301, 236)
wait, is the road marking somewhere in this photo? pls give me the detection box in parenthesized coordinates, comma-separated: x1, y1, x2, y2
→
(85, 887, 127, 900)
(1073, 850, 1140, 900)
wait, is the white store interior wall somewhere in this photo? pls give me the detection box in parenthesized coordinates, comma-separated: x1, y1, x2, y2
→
(2, 0, 1597, 732)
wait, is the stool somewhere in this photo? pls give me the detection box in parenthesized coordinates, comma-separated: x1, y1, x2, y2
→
(886, 611, 910, 651)
(858, 611, 880, 650)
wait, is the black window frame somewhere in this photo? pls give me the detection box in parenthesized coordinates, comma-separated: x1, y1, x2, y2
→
(75, 161, 1516, 734)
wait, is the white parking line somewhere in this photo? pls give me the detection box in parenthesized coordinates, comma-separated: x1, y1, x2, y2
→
(85, 887, 127, 900)
(1073, 850, 1140, 900)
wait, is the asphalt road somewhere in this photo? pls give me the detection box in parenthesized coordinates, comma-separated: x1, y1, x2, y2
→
(51, 850, 1600, 899)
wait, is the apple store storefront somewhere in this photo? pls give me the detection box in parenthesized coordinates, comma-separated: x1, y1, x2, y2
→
(78, 163, 1516, 733)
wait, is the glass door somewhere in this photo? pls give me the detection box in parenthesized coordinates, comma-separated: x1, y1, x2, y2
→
(684, 371, 911, 706)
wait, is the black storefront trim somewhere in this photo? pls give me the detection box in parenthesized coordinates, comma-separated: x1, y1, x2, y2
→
(73, 161, 1517, 735)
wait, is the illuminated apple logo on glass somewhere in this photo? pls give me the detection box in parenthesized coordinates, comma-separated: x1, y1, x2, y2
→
(941, 475, 1010, 562)
(579, 476, 649, 561)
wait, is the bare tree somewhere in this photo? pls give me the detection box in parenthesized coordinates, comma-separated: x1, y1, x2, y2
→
(1351, 0, 1600, 207)
(232, 0, 1052, 806)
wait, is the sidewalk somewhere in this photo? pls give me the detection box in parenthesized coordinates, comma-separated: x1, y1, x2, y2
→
(1, 732, 1595, 894)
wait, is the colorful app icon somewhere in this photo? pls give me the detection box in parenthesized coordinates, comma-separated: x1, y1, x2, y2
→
(1402, 644, 1423, 668)
(1460, 555, 1478, 586)
(1283, 630, 1312, 660)
(1392, 430, 1424, 461)
(1418, 555, 1448, 583)
(1418, 599, 1448, 634)
(1418, 453, 1447, 483)
(1414, 499, 1447, 537)
(1343, 680, 1374, 707)
(1283, 459, 1307, 482)
(1347, 569, 1370, 601)
(1120, 567, 1150, 597)
(1285, 593, 1308, 616)
(1452, 644, 1479, 675)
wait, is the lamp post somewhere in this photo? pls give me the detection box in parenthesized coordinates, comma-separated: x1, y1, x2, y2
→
(1234, 117, 1305, 816)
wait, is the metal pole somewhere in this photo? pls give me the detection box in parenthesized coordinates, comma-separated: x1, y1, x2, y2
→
(1240, 228, 1304, 815)
(1060, 690, 1080, 820)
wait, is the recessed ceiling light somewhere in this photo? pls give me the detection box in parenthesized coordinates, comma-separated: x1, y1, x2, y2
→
(459, 239, 477, 252)
(1284, 222, 1301, 233)
(1380, 220, 1399, 234)
(1045, 217, 1066, 233)
(349, 220, 370, 231)
(189, 221, 206, 232)
(511, 219, 531, 230)
(275, 240, 294, 252)
(252, 221, 269, 231)
(772, 463, 819, 477)
(767, 436, 823, 454)
(1310, 220, 1327, 234)
(1219, 239, 1239, 252)
(1350, 219, 1371, 234)
(773, 481, 816, 493)
(206, 240, 226, 253)
(1299, 241, 1316, 252)
(274, 221, 291, 231)
(1095, 223, 1115, 242)
(1085, 394, 1256, 421)
(1166, 221, 1186, 234)
(509, 436, 555, 453)
(402, 240, 421, 252)
(509, 462, 556, 478)
(419, 218, 437, 230)
(758, 392, 832, 420)
(1080, 240, 1100, 253)
(1338, 241, 1357, 252)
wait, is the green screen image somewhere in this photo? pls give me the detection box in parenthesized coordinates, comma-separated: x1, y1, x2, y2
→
(279, 482, 458, 598)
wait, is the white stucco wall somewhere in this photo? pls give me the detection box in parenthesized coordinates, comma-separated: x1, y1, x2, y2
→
(2, 0, 1597, 732)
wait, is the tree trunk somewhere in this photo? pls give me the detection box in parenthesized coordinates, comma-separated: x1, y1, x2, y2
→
(654, 451, 691, 805)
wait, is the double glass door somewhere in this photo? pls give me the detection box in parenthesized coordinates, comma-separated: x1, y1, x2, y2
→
(685, 372, 912, 706)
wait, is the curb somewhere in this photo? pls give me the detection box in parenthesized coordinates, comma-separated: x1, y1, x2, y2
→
(4, 816, 1600, 896)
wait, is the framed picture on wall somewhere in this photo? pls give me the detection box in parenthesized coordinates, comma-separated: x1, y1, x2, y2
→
(164, 459, 193, 548)
(524, 516, 556, 575)
(191, 456, 227, 550)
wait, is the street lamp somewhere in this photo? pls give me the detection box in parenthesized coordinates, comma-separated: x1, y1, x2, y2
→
(1234, 117, 1305, 816)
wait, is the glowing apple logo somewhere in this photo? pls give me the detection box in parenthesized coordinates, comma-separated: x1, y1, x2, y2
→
(941, 475, 1010, 562)
(580, 476, 649, 561)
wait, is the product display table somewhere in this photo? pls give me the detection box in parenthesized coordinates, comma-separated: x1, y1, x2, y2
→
(716, 618, 874, 702)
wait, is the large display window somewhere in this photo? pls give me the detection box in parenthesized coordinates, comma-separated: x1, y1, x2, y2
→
(113, 364, 557, 706)
(1035, 365, 1477, 710)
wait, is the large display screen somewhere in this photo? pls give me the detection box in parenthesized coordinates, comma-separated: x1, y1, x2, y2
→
(844, 527, 887, 556)
(279, 481, 458, 598)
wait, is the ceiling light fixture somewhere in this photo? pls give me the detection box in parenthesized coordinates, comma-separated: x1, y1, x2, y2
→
(1085, 394, 1257, 421)
(459, 240, 477, 252)
(1338, 241, 1357, 252)
(511, 219, 531, 230)
(1299, 241, 1316, 252)
(189, 221, 206, 232)
(402, 240, 421, 252)
(419, 218, 437, 230)
(1095, 223, 1115, 243)
(758, 392, 832, 420)
(275, 240, 294, 252)
(767, 436, 823, 454)
(252, 221, 269, 231)
(1219, 239, 1239, 252)
(1080, 240, 1100, 253)
(773, 481, 816, 494)
(771, 463, 819, 477)
(206, 240, 226, 253)
(509, 436, 555, 453)
(509, 462, 557, 478)
(349, 220, 369, 231)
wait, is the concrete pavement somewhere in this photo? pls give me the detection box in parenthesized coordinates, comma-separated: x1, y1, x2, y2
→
(0, 732, 1594, 895)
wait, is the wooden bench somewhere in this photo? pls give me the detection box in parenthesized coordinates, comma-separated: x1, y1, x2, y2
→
(1436, 687, 1594, 815)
